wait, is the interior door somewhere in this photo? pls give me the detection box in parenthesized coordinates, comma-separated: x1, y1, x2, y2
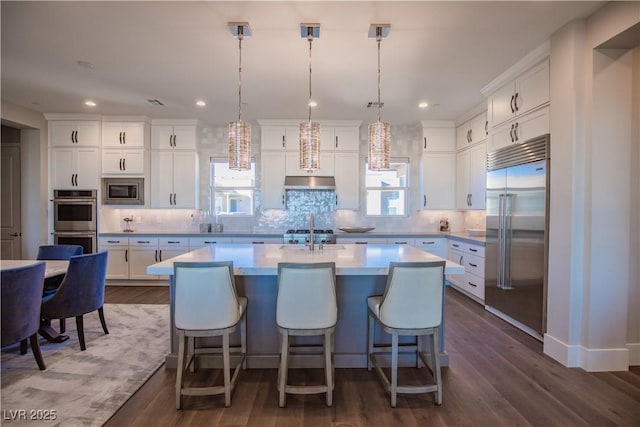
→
(1, 144, 22, 259)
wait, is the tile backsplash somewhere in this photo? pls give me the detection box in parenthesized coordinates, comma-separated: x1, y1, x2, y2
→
(99, 123, 486, 234)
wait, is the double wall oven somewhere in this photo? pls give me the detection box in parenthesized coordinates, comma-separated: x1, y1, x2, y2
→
(52, 189, 97, 254)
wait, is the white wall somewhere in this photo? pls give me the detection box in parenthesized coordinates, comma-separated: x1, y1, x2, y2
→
(629, 46, 640, 366)
(1, 100, 49, 258)
(545, 2, 640, 371)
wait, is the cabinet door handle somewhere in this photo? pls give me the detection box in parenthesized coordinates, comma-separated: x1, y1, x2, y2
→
(282, 194, 285, 205)
(119, 132, 123, 144)
(485, 120, 488, 135)
(459, 255, 463, 265)
(469, 129, 473, 143)
(74, 174, 78, 186)
(122, 131, 126, 144)
(335, 135, 338, 148)
(469, 248, 478, 253)
(514, 122, 519, 141)
(424, 136, 427, 149)
(169, 193, 172, 205)
(173, 193, 176, 205)
(71, 174, 75, 186)
(510, 95, 515, 113)
(73, 130, 78, 143)
(282, 135, 285, 148)
(159, 250, 163, 261)
(510, 124, 515, 142)
(125, 249, 128, 263)
(514, 92, 519, 112)
(119, 159, 123, 170)
(123, 158, 126, 170)
(469, 193, 472, 207)
(335, 194, 338, 206)
(423, 195, 427, 207)
(468, 281, 478, 287)
(469, 262, 477, 267)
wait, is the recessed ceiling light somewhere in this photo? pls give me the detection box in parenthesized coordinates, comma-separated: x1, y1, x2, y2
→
(85, 100, 97, 107)
(418, 102, 429, 108)
(308, 100, 318, 108)
(196, 100, 206, 107)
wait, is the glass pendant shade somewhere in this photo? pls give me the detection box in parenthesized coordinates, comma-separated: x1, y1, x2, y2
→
(228, 120, 251, 170)
(368, 120, 390, 170)
(299, 121, 320, 170)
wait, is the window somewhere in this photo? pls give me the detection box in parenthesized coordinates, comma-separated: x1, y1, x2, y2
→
(210, 159, 255, 216)
(365, 159, 409, 216)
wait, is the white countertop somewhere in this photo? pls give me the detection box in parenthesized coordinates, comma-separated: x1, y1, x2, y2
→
(146, 243, 464, 276)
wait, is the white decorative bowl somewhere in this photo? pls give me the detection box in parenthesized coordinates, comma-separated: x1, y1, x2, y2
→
(338, 227, 375, 233)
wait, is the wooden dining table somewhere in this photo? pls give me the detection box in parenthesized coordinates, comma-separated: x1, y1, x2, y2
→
(0, 259, 70, 342)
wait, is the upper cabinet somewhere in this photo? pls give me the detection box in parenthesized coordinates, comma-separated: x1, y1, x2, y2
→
(102, 122, 145, 147)
(50, 120, 100, 147)
(321, 126, 360, 152)
(151, 122, 197, 150)
(456, 112, 488, 150)
(261, 125, 299, 151)
(488, 106, 549, 153)
(334, 152, 359, 209)
(421, 121, 456, 152)
(488, 59, 549, 128)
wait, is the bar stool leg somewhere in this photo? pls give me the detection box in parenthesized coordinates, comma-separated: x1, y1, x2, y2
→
(367, 312, 374, 371)
(223, 333, 231, 407)
(189, 336, 196, 372)
(241, 315, 247, 370)
(432, 331, 442, 405)
(278, 331, 289, 408)
(416, 335, 423, 368)
(176, 332, 186, 409)
(324, 331, 333, 406)
(391, 331, 399, 407)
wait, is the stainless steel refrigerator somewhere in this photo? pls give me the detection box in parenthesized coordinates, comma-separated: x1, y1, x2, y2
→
(485, 134, 550, 340)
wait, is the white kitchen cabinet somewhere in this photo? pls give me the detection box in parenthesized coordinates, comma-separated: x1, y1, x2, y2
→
(232, 237, 282, 244)
(422, 121, 456, 152)
(128, 237, 160, 280)
(157, 237, 189, 279)
(414, 237, 447, 258)
(447, 239, 485, 302)
(320, 126, 360, 152)
(50, 147, 100, 189)
(285, 151, 334, 176)
(336, 236, 388, 244)
(102, 150, 144, 175)
(419, 153, 455, 210)
(488, 106, 549, 153)
(102, 122, 145, 147)
(456, 143, 486, 210)
(151, 124, 197, 150)
(99, 237, 129, 280)
(150, 150, 198, 208)
(334, 152, 360, 210)
(488, 59, 549, 128)
(261, 151, 286, 209)
(261, 126, 300, 151)
(50, 120, 100, 147)
(456, 112, 488, 151)
(188, 236, 235, 249)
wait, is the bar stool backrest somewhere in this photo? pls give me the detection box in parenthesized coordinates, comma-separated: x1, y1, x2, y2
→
(379, 261, 446, 329)
(174, 261, 239, 331)
(276, 262, 337, 330)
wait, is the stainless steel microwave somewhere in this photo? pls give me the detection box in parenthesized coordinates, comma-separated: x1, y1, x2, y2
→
(102, 178, 144, 205)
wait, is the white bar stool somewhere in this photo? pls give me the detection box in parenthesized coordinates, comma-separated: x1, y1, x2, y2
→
(174, 261, 247, 408)
(276, 262, 337, 407)
(367, 261, 446, 407)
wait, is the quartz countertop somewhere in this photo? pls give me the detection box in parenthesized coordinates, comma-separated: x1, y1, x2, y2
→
(146, 243, 465, 276)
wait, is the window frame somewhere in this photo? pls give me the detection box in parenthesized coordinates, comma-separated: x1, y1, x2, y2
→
(364, 157, 410, 217)
(209, 157, 256, 217)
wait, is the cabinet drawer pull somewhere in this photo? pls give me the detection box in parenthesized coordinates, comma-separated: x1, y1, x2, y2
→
(125, 249, 128, 263)
(394, 242, 408, 244)
(167, 241, 180, 244)
(282, 135, 285, 148)
(107, 240, 120, 244)
(355, 241, 367, 244)
(204, 241, 217, 244)
(452, 243, 460, 248)
(138, 240, 150, 244)
(469, 262, 477, 267)
(252, 241, 265, 244)
(469, 248, 478, 252)
(459, 255, 463, 265)
(468, 281, 478, 287)
(335, 135, 338, 148)
(423, 241, 434, 245)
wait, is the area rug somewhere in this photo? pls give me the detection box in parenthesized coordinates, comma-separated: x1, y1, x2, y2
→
(1, 303, 169, 426)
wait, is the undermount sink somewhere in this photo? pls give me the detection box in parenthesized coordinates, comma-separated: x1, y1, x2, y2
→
(279, 244, 346, 251)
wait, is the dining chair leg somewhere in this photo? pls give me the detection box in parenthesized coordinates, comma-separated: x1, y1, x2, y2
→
(29, 333, 46, 370)
(391, 331, 399, 408)
(240, 315, 247, 370)
(278, 331, 289, 408)
(76, 315, 86, 351)
(324, 331, 333, 406)
(176, 332, 186, 409)
(98, 307, 109, 334)
(20, 339, 28, 355)
(367, 313, 374, 371)
(59, 318, 66, 333)
(432, 331, 442, 405)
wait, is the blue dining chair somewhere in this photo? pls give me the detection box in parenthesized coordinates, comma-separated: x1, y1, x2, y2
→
(1, 262, 47, 370)
(37, 245, 83, 299)
(41, 251, 109, 351)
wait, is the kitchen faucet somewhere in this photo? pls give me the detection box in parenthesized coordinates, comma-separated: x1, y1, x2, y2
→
(308, 213, 315, 252)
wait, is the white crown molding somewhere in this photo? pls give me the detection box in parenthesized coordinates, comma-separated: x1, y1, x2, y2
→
(420, 120, 455, 129)
(43, 113, 102, 121)
(455, 102, 487, 127)
(101, 115, 151, 123)
(480, 40, 551, 96)
(150, 118, 202, 126)
(258, 119, 362, 127)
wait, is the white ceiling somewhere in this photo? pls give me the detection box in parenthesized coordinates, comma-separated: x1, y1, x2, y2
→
(1, 1, 604, 127)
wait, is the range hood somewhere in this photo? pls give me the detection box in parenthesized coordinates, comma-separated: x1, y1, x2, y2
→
(283, 175, 336, 190)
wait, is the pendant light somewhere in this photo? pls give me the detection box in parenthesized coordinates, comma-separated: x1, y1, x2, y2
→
(299, 24, 321, 171)
(368, 24, 391, 171)
(228, 22, 251, 171)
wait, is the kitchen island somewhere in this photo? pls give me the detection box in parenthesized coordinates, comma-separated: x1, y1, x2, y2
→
(147, 243, 464, 368)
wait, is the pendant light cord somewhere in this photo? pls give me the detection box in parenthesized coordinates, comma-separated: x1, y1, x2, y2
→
(237, 26, 244, 122)
(307, 30, 313, 123)
(376, 27, 382, 123)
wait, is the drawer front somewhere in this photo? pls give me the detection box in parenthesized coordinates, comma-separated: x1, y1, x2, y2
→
(337, 237, 389, 244)
(462, 272, 485, 300)
(99, 237, 128, 247)
(389, 238, 415, 245)
(188, 237, 233, 249)
(464, 253, 485, 277)
(129, 237, 159, 248)
(448, 240, 466, 252)
(158, 237, 189, 249)
(465, 244, 485, 258)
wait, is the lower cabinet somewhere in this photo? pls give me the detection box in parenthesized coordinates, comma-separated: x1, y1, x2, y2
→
(414, 237, 447, 258)
(446, 239, 485, 303)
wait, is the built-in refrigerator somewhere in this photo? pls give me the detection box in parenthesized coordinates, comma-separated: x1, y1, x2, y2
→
(485, 134, 550, 340)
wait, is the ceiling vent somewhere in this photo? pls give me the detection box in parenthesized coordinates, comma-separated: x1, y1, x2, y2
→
(367, 101, 384, 108)
(147, 99, 165, 106)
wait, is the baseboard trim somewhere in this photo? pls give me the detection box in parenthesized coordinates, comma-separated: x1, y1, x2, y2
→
(544, 333, 631, 371)
(627, 342, 640, 366)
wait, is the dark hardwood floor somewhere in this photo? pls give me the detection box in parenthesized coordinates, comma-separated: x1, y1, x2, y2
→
(104, 286, 640, 427)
